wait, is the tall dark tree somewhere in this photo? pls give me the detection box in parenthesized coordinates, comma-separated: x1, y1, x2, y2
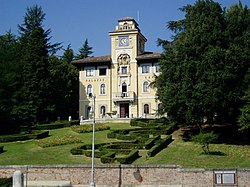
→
(12, 5, 59, 123)
(62, 44, 74, 63)
(48, 49, 79, 120)
(224, 2, 250, 126)
(155, 0, 250, 127)
(0, 32, 22, 132)
(75, 39, 93, 59)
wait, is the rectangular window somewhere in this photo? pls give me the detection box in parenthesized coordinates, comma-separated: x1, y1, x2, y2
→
(142, 65, 150, 73)
(99, 68, 107, 76)
(214, 171, 236, 185)
(86, 68, 94, 77)
(155, 64, 160, 73)
(121, 67, 127, 74)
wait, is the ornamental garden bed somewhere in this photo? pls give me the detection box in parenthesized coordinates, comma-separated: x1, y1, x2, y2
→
(70, 118, 176, 164)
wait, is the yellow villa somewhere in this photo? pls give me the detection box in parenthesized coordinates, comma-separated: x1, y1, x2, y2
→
(72, 17, 162, 122)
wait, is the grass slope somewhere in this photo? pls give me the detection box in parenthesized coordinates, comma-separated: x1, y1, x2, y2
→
(0, 122, 249, 168)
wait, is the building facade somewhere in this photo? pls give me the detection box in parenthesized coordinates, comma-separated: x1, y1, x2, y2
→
(72, 17, 161, 121)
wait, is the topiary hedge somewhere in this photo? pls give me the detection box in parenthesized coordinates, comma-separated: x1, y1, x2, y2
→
(0, 130, 49, 143)
(116, 149, 139, 164)
(144, 135, 161, 149)
(33, 120, 79, 130)
(71, 123, 110, 133)
(147, 135, 172, 157)
(100, 152, 116, 163)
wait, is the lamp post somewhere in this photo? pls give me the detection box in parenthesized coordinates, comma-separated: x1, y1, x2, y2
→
(89, 93, 96, 187)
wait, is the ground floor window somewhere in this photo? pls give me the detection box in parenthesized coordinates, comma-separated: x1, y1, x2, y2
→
(100, 105, 106, 117)
(143, 104, 149, 114)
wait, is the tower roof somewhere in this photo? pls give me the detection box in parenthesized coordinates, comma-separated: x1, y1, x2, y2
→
(118, 17, 139, 26)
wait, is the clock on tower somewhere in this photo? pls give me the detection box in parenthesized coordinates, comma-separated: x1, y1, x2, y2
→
(119, 36, 129, 47)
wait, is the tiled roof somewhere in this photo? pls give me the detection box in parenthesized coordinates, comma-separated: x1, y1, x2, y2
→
(71, 52, 162, 66)
(118, 17, 135, 22)
(136, 52, 162, 60)
(71, 55, 111, 65)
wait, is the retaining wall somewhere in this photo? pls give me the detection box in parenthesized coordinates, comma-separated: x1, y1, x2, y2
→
(0, 165, 249, 187)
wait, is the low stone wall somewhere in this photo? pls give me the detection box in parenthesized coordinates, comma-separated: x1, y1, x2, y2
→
(0, 165, 249, 187)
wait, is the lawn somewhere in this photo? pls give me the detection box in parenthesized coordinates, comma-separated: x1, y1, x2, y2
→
(0, 122, 249, 168)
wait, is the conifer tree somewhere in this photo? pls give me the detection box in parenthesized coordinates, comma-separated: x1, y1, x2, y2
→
(75, 39, 93, 59)
(12, 5, 59, 123)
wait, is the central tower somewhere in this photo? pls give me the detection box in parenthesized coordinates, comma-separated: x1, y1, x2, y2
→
(109, 17, 147, 118)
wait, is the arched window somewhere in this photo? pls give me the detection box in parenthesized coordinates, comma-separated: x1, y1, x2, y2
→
(158, 103, 163, 112)
(87, 84, 92, 95)
(144, 104, 149, 114)
(100, 84, 105, 94)
(122, 82, 127, 93)
(143, 81, 149, 92)
(87, 106, 92, 119)
(100, 106, 106, 117)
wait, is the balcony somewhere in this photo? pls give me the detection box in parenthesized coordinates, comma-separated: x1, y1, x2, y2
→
(112, 91, 135, 102)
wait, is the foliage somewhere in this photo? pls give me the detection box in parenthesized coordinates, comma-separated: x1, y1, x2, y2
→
(155, 1, 250, 129)
(74, 39, 93, 59)
(0, 146, 3, 153)
(0, 123, 249, 167)
(116, 149, 139, 164)
(100, 152, 116, 163)
(0, 178, 12, 187)
(0, 131, 49, 143)
(238, 70, 250, 134)
(191, 131, 218, 154)
(0, 5, 79, 132)
(36, 133, 82, 148)
(147, 135, 172, 157)
(71, 123, 110, 133)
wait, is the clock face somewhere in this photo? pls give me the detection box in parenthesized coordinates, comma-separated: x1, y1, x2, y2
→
(119, 36, 129, 46)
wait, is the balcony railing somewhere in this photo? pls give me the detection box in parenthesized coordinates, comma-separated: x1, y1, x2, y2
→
(112, 91, 135, 102)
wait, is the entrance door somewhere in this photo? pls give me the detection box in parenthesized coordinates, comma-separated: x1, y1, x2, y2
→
(120, 103, 129, 118)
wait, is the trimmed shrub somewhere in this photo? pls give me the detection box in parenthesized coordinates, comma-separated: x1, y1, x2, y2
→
(84, 150, 106, 158)
(107, 131, 116, 138)
(0, 177, 12, 186)
(36, 133, 82, 148)
(102, 142, 143, 150)
(116, 149, 139, 164)
(70, 143, 108, 156)
(100, 152, 116, 163)
(0, 131, 49, 143)
(69, 120, 80, 126)
(71, 123, 110, 133)
(130, 118, 152, 126)
(147, 135, 172, 157)
(33, 123, 64, 130)
(70, 148, 84, 155)
(144, 135, 161, 149)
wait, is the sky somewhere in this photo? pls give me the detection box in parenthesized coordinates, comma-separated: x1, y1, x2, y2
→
(1, 0, 249, 57)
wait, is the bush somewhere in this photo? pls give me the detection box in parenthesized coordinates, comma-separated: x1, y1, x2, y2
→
(147, 135, 172, 157)
(36, 133, 82, 147)
(71, 123, 110, 133)
(102, 142, 143, 150)
(0, 131, 49, 143)
(33, 123, 64, 130)
(144, 135, 161, 149)
(70, 148, 84, 155)
(192, 132, 218, 154)
(84, 150, 105, 158)
(0, 177, 12, 187)
(101, 152, 116, 163)
(116, 149, 139, 164)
